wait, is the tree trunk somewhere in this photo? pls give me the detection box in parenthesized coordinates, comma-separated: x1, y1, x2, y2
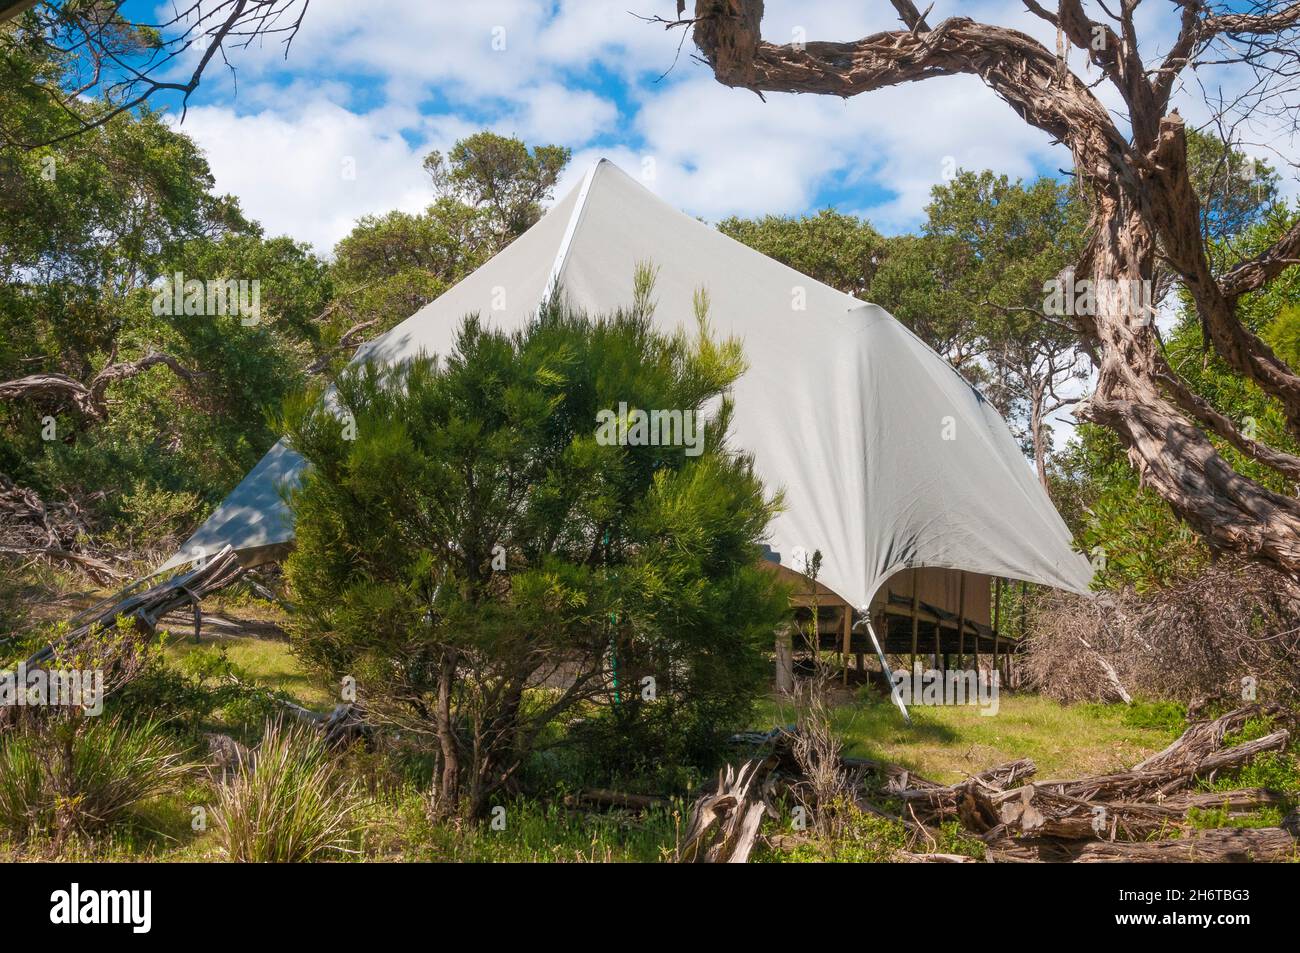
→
(1075, 192, 1300, 579)
(434, 652, 460, 812)
(1029, 381, 1048, 489)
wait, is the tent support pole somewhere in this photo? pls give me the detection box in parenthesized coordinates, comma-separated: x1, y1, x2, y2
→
(859, 616, 910, 724)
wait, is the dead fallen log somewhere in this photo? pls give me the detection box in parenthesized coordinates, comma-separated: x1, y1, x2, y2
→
(1132, 702, 1286, 773)
(987, 785, 1292, 842)
(858, 704, 1295, 861)
(989, 827, 1300, 863)
(1029, 729, 1290, 805)
(685, 704, 1295, 863)
(897, 851, 978, 863)
(19, 545, 244, 668)
(891, 757, 1038, 825)
(563, 789, 668, 812)
(982, 732, 1291, 841)
(1, 548, 245, 730)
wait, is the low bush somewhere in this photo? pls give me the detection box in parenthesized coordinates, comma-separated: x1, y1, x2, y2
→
(0, 715, 190, 842)
(212, 721, 362, 862)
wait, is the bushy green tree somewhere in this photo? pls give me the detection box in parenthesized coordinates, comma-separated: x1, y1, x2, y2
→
(717, 208, 883, 299)
(423, 132, 570, 250)
(0, 27, 330, 563)
(280, 275, 787, 816)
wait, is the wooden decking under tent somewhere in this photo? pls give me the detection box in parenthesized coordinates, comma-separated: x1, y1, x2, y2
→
(766, 563, 1017, 689)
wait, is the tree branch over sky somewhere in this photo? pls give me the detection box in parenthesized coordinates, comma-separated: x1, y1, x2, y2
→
(671, 0, 1300, 580)
(1, 0, 310, 148)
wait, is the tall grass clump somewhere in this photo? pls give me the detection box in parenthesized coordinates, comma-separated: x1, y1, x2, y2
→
(212, 721, 362, 862)
(0, 716, 190, 842)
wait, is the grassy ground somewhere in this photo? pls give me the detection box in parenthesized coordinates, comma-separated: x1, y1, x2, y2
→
(160, 619, 1182, 787)
(162, 631, 335, 709)
(9, 590, 1290, 862)
(757, 689, 1184, 784)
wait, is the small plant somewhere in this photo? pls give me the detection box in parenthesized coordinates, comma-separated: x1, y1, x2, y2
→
(212, 720, 363, 862)
(1187, 804, 1285, 830)
(1200, 750, 1300, 795)
(1119, 699, 1187, 735)
(0, 715, 190, 843)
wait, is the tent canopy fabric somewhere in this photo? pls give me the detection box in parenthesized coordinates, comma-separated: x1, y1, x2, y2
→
(162, 159, 1093, 605)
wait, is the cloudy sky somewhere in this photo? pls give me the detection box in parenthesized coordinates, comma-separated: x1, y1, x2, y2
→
(129, 0, 1298, 255)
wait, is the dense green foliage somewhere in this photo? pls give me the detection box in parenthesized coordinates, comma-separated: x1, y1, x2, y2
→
(717, 209, 884, 298)
(0, 11, 568, 569)
(0, 23, 330, 563)
(280, 278, 788, 813)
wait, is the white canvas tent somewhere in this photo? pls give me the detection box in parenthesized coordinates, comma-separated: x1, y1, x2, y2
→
(161, 159, 1093, 620)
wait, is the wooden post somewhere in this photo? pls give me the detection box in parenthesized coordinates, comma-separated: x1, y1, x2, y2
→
(909, 569, 919, 676)
(775, 626, 793, 694)
(956, 571, 966, 669)
(1017, 580, 1028, 689)
(933, 591, 942, 670)
(992, 576, 1003, 683)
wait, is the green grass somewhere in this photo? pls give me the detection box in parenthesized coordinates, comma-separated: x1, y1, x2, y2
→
(212, 722, 364, 862)
(755, 690, 1179, 784)
(162, 631, 335, 709)
(1187, 804, 1286, 830)
(393, 796, 683, 862)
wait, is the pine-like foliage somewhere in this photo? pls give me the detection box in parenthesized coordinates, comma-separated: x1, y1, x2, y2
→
(279, 269, 788, 816)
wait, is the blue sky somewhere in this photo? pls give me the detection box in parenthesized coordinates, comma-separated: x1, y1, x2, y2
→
(122, 1, 1294, 255)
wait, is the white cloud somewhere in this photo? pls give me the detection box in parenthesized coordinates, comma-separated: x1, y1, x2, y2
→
(511, 84, 619, 144)
(176, 101, 434, 254)
(163, 0, 1300, 257)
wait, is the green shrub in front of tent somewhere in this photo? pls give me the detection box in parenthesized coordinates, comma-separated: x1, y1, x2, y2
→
(278, 270, 789, 819)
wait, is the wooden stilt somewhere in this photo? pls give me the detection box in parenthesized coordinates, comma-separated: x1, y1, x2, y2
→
(934, 615, 942, 672)
(956, 571, 967, 669)
(1018, 580, 1028, 690)
(992, 577, 1003, 683)
(841, 605, 851, 686)
(909, 570, 919, 676)
(775, 626, 793, 694)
